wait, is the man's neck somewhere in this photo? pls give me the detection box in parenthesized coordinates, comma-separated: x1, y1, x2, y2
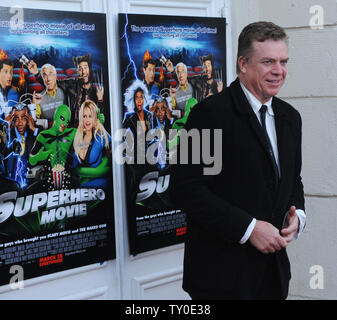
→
(82, 82, 91, 90)
(206, 77, 214, 85)
(47, 87, 57, 97)
(239, 77, 271, 105)
(180, 82, 188, 91)
(239, 80, 273, 116)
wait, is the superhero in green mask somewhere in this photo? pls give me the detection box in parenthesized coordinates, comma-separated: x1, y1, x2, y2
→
(29, 104, 76, 189)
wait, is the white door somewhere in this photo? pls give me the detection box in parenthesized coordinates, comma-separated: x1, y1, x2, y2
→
(0, 0, 229, 300)
(113, 0, 229, 300)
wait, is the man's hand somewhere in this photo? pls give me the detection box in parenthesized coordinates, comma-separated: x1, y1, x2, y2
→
(217, 81, 223, 93)
(96, 85, 104, 102)
(249, 220, 288, 254)
(281, 206, 299, 243)
(5, 112, 14, 124)
(169, 86, 177, 99)
(26, 113, 36, 132)
(27, 60, 39, 75)
(165, 59, 174, 73)
(32, 91, 42, 105)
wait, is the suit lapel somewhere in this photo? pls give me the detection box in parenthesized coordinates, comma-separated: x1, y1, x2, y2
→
(230, 79, 279, 179)
(272, 98, 287, 181)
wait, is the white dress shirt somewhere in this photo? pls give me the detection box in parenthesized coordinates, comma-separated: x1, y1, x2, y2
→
(239, 82, 306, 244)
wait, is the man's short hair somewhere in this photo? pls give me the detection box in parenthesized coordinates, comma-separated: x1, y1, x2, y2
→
(41, 63, 57, 76)
(0, 58, 13, 71)
(236, 21, 288, 74)
(175, 62, 187, 75)
(143, 58, 156, 70)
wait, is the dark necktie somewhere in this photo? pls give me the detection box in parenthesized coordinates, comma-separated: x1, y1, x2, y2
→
(259, 105, 280, 181)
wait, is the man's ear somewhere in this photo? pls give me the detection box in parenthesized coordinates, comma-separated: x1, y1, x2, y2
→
(237, 56, 248, 73)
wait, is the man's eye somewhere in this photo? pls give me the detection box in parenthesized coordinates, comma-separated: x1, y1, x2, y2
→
(60, 116, 65, 121)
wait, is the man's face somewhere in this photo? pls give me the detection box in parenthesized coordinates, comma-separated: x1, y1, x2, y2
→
(42, 66, 57, 91)
(143, 63, 155, 85)
(176, 65, 188, 86)
(78, 61, 90, 84)
(156, 102, 166, 123)
(0, 64, 13, 89)
(239, 39, 288, 103)
(134, 90, 144, 112)
(203, 60, 213, 79)
(14, 109, 28, 135)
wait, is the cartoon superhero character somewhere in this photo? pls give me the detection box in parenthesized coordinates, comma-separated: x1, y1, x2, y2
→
(29, 104, 76, 189)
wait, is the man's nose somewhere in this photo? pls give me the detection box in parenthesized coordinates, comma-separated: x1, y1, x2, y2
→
(272, 62, 283, 74)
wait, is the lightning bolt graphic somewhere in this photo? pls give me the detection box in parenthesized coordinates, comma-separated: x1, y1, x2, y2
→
(15, 155, 27, 189)
(121, 13, 138, 81)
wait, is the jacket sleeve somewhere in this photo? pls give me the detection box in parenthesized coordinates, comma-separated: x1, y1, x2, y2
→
(288, 111, 305, 212)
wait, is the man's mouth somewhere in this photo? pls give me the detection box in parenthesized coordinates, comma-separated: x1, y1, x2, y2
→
(266, 79, 282, 84)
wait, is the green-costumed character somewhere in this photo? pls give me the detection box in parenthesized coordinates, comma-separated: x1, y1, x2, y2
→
(167, 97, 198, 150)
(29, 104, 76, 189)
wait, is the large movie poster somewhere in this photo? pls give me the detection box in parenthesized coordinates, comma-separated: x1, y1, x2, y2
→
(118, 13, 226, 254)
(0, 6, 115, 286)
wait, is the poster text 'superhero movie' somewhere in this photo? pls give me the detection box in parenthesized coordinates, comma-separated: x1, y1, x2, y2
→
(0, 6, 115, 285)
(119, 14, 226, 254)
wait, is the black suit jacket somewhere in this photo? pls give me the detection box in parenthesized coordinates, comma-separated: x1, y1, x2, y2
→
(172, 78, 305, 299)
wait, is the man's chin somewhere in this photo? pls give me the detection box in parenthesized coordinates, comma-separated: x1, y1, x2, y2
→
(267, 88, 281, 97)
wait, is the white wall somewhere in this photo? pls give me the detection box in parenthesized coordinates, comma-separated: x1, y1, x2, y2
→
(231, 0, 337, 300)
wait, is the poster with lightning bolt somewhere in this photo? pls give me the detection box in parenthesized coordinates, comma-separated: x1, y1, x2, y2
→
(0, 6, 115, 286)
(118, 13, 226, 254)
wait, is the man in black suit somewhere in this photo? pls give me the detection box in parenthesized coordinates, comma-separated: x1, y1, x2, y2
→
(172, 21, 305, 300)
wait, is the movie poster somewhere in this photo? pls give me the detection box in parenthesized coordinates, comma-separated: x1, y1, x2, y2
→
(0, 6, 115, 286)
(118, 13, 226, 254)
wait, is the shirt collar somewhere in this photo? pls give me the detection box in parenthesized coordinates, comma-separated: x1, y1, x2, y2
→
(239, 81, 274, 117)
(47, 87, 58, 98)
